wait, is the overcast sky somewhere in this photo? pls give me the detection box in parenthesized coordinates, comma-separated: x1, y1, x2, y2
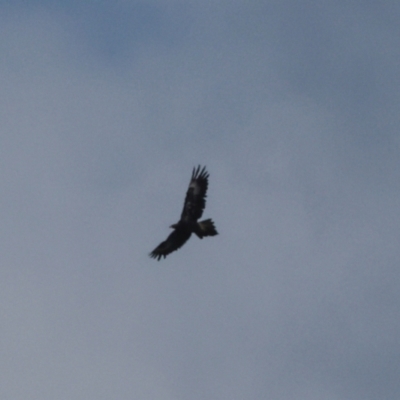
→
(1, 2, 400, 399)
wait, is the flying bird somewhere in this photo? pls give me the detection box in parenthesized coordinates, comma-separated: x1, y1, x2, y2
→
(150, 165, 218, 260)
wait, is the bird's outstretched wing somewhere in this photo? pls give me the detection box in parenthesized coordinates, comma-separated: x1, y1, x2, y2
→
(180, 165, 209, 222)
(149, 228, 191, 261)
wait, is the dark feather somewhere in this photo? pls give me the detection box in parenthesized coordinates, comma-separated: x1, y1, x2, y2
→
(149, 228, 191, 260)
(180, 165, 209, 222)
(149, 165, 218, 260)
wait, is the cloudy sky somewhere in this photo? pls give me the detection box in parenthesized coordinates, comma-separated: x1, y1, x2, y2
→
(1, 1, 400, 399)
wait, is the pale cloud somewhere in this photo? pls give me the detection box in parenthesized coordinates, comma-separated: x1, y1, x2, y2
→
(0, 3, 399, 399)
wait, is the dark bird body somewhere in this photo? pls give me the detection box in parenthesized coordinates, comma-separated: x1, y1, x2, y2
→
(150, 166, 218, 260)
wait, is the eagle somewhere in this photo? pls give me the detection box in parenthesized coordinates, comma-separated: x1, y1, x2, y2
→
(150, 165, 218, 260)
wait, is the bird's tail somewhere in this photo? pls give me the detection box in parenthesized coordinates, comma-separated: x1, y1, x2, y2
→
(196, 219, 218, 238)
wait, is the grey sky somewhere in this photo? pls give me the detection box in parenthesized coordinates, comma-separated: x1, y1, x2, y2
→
(1, 2, 399, 399)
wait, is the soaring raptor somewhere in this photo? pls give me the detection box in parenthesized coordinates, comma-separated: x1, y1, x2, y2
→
(150, 165, 218, 260)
